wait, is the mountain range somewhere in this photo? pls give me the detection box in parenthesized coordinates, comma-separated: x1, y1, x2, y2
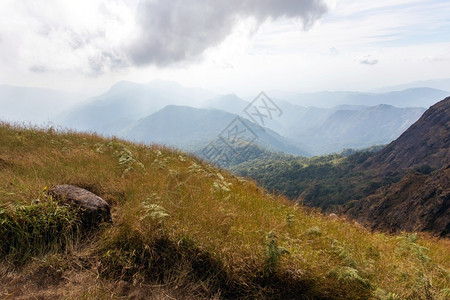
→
(1, 80, 448, 157)
(277, 87, 448, 108)
(49, 81, 445, 156)
(53, 80, 216, 135)
(120, 105, 308, 156)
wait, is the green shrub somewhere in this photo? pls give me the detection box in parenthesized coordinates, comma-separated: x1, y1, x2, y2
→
(0, 199, 82, 264)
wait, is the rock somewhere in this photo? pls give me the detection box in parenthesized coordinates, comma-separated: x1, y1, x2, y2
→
(48, 184, 112, 226)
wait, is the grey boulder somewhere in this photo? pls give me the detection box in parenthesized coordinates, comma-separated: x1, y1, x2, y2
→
(48, 184, 112, 225)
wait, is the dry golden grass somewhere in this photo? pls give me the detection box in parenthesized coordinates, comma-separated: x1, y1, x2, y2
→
(0, 122, 449, 299)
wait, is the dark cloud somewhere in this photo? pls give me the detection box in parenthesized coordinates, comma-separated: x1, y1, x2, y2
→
(127, 0, 331, 66)
(360, 58, 379, 65)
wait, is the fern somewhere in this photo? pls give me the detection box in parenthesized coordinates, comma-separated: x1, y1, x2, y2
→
(329, 266, 371, 288)
(265, 231, 290, 271)
(140, 199, 169, 224)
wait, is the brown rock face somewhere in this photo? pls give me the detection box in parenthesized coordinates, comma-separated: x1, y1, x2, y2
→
(364, 97, 450, 174)
(346, 165, 450, 237)
(48, 185, 112, 226)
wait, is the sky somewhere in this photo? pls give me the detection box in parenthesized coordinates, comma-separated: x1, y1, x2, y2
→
(1, 0, 450, 97)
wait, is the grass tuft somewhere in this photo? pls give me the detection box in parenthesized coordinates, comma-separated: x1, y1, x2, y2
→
(0, 197, 82, 264)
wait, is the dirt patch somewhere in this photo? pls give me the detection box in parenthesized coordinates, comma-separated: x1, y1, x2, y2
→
(0, 263, 215, 300)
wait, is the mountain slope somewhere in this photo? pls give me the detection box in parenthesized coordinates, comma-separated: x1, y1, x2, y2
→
(1, 123, 449, 299)
(346, 164, 450, 237)
(343, 97, 450, 236)
(364, 97, 450, 174)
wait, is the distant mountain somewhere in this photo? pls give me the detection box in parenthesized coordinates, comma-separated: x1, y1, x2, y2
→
(294, 105, 426, 155)
(364, 97, 450, 174)
(202, 94, 249, 116)
(263, 100, 349, 136)
(0, 85, 83, 124)
(120, 105, 309, 156)
(51, 81, 440, 156)
(53, 80, 217, 135)
(285, 88, 449, 108)
(374, 78, 450, 93)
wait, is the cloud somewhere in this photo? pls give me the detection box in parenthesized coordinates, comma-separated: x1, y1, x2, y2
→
(0, 0, 332, 75)
(127, 0, 332, 67)
(360, 58, 379, 65)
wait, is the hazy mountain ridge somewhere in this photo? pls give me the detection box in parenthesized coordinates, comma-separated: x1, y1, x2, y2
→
(53, 80, 217, 135)
(285, 87, 449, 108)
(296, 104, 426, 155)
(373, 77, 450, 93)
(52, 81, 438, 156)
(120, 105, 309, 156)
(2, 80, 444, 156)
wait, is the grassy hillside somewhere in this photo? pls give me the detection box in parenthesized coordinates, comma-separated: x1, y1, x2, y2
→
(0, 123, 449, 299)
